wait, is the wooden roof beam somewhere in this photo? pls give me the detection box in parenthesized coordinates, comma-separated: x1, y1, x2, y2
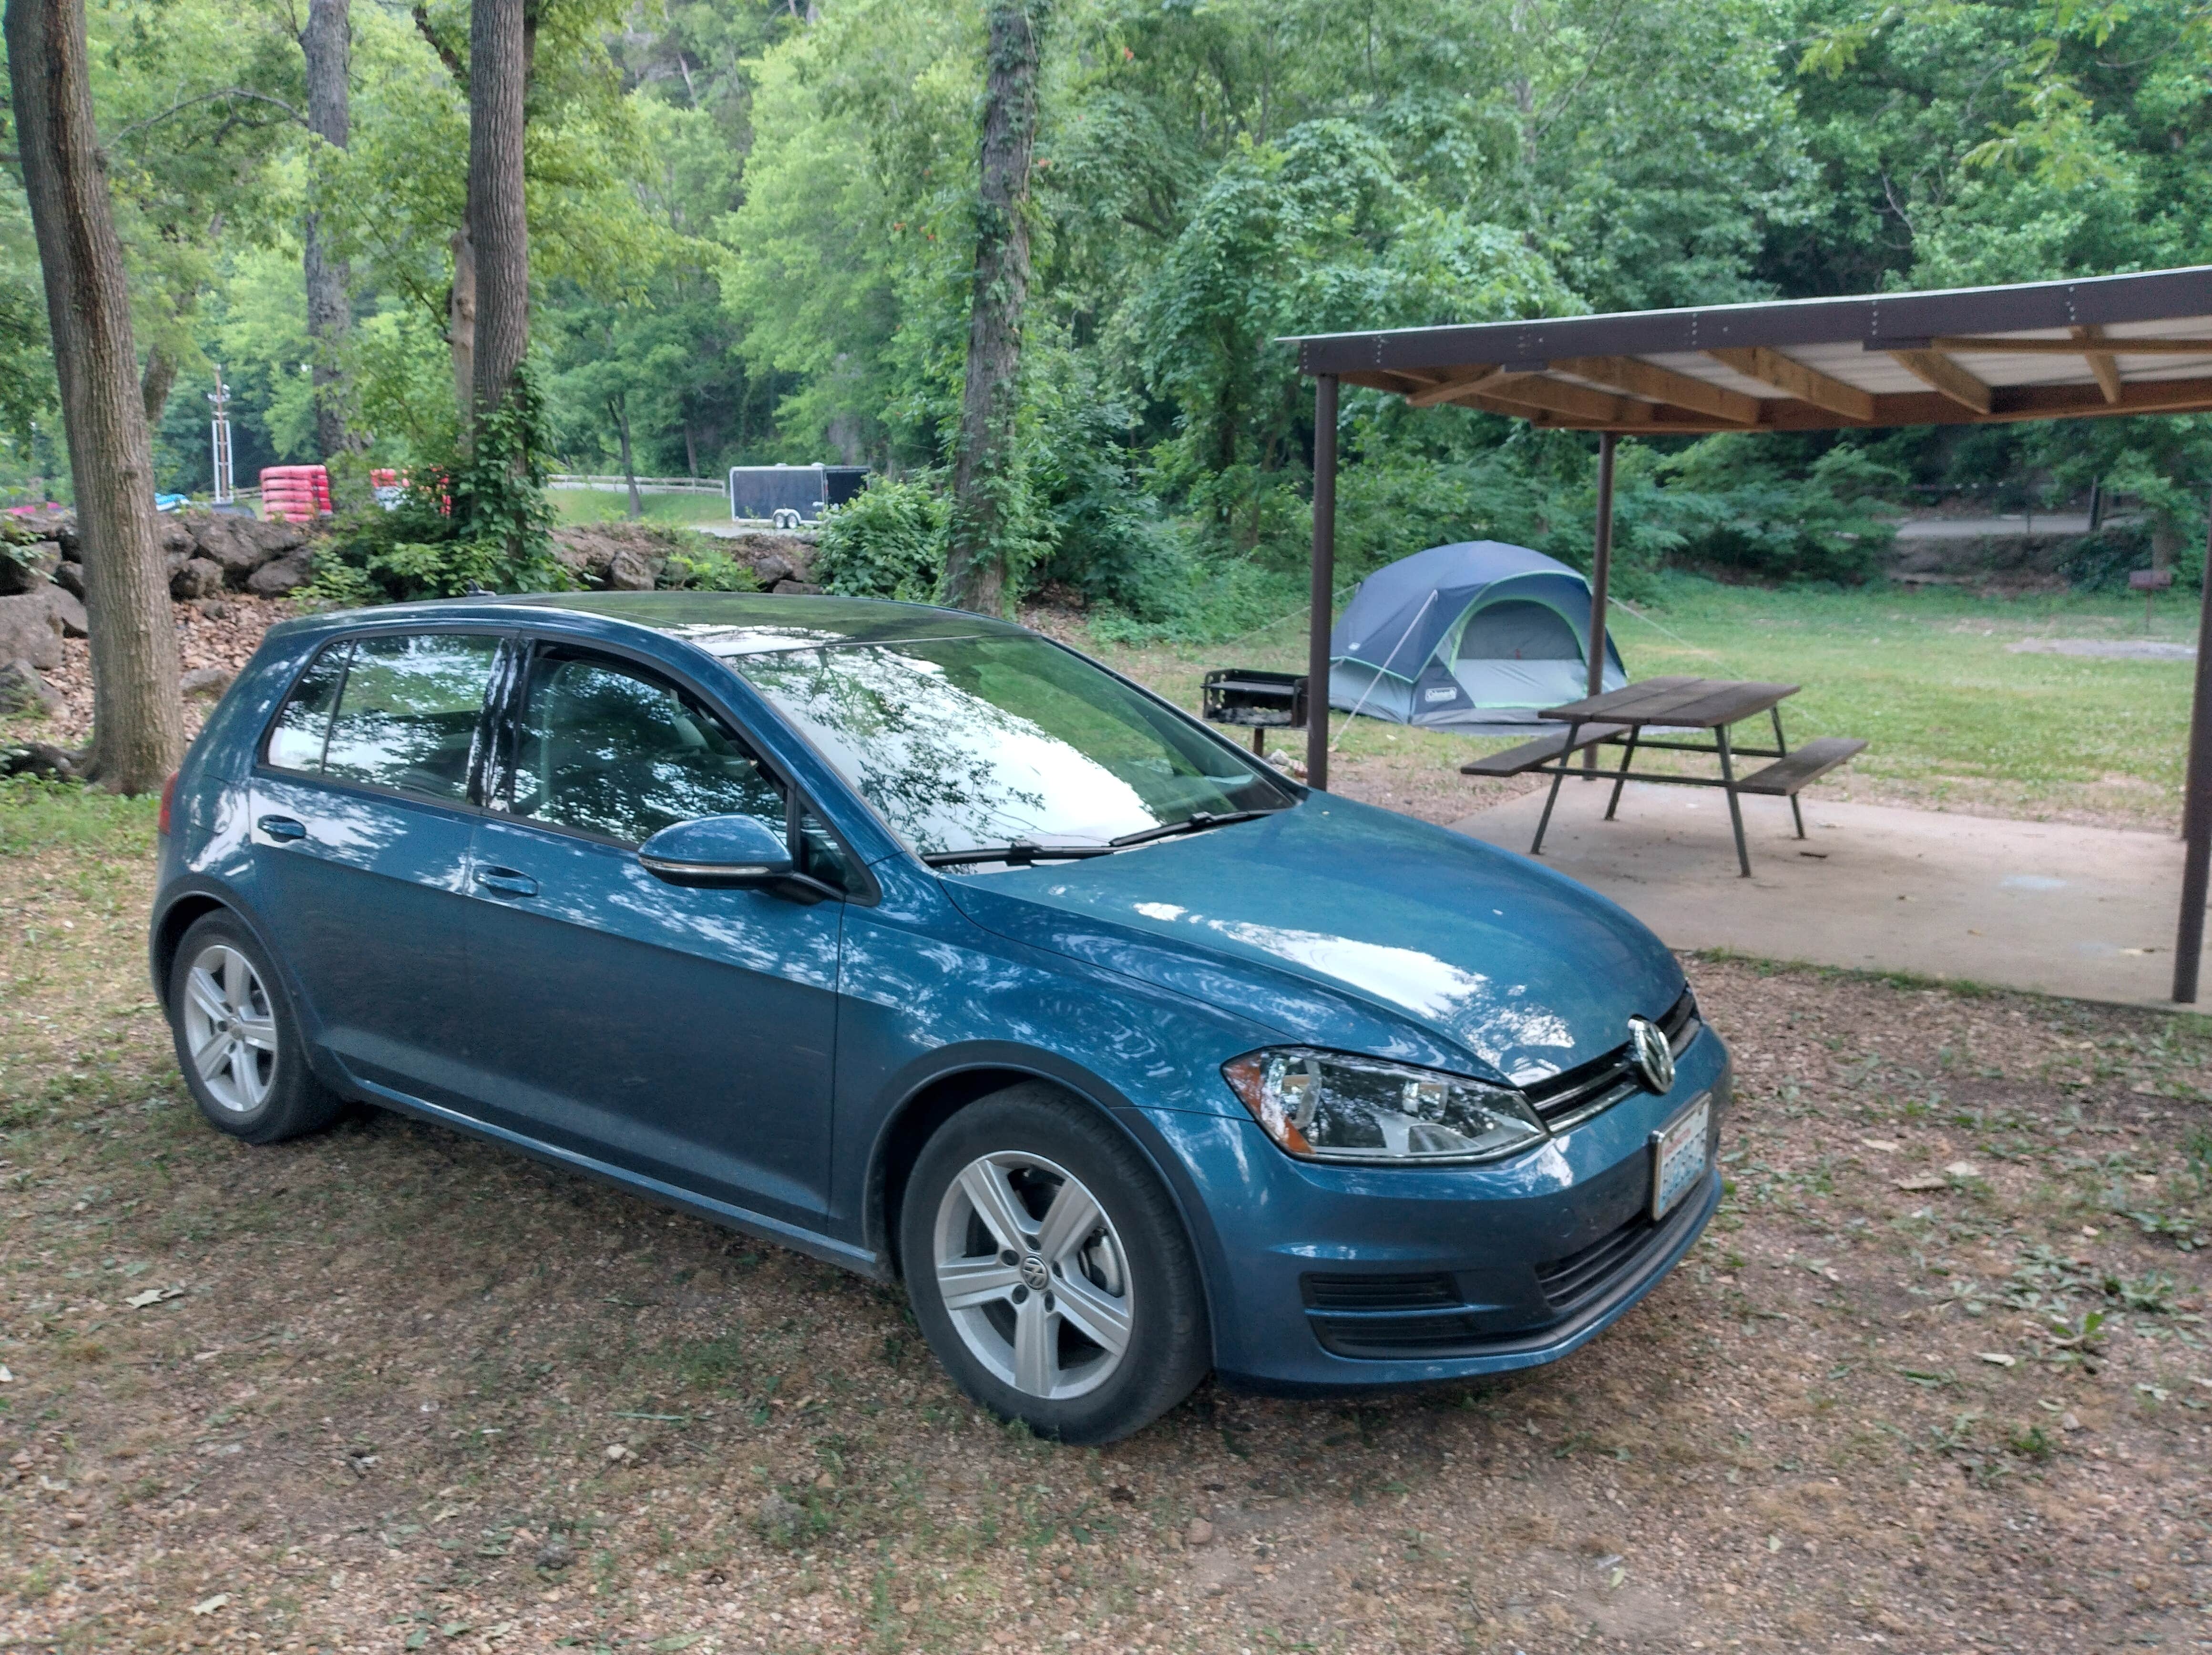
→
(1924, 334, 2212, 356)
(1708, 347, 1874, 421)
(1403, 366, 1511, 408)
(1548, 355, 1761, 425)
(1888, 348, 1992, 414)
(2073, 325, 2123, 404)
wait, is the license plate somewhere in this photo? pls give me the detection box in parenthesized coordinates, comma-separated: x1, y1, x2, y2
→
(1650, 1095, 1711, 1220)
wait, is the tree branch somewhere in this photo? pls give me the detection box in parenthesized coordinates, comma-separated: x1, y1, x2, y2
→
(109, 88, 305, 145)
(412, 4, 467, 86)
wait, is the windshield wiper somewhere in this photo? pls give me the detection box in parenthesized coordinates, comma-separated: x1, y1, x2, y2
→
(921, 841, 1118, 868)
(1108, 809, 1276, 848)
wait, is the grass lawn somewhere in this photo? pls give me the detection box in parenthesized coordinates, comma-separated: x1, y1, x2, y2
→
(552, 487, 732, 529)
(1070, 576, 2204, 833)
(5, 779, 2212, 1653)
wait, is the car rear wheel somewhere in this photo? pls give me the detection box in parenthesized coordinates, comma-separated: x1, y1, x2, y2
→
(901, 1084, 1209, 1444)
(167, 912, 345, 1145)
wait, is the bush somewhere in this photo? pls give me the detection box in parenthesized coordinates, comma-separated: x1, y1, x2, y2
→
(307, 374, 564, 604)
(814, 476, 947, 601)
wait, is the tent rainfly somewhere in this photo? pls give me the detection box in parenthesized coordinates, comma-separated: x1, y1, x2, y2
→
(1331, 541, 1626, 728)
(1282, 263, 2212, 1002)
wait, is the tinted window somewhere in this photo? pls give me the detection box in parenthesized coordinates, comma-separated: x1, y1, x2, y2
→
(730, 632, 1291, 857)
(508, 654, 784, 846)
(320, 633, 500, 800)
(264, 644, 350, 773)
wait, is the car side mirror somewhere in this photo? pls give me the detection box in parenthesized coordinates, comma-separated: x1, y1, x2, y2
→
(637, 814, 795, 889)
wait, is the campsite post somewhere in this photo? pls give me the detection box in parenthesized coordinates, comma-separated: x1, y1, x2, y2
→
(2174, 503, 2212, 1001)
(1308, 373, 1338, 791)
(1584, 431, 1617, 772)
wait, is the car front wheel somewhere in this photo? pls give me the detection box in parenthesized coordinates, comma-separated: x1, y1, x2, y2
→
(901, 1084, 1209, 1444)
(167, 912, 345, 1145)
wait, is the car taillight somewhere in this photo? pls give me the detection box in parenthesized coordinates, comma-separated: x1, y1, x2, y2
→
(157, 772, 178, 836)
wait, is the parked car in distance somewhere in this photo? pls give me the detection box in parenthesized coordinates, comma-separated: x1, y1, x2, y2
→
(152, 593, 1730, 1443)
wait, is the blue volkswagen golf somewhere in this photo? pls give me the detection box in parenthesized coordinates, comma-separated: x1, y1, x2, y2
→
(152, 593, 1728, 1442)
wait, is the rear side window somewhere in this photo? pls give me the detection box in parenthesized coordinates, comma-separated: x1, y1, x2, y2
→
(265, 633, 500, 802)
(264, 645, 349, 773)
(507, 653, 785, 845)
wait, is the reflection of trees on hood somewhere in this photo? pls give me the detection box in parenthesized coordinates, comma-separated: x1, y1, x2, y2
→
(739, 647, 1056, 853)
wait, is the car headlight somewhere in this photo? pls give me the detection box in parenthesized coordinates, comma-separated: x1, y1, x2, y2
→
(1221, 1048, 1547, 1164)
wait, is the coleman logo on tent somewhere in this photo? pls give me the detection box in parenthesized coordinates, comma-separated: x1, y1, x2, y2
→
(1423, 686, 1460, 702)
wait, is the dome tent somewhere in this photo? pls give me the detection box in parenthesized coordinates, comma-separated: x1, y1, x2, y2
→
(1328, 541, 1626, 729)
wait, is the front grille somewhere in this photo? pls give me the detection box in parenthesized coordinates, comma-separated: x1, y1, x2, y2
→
(1302, 1272, 1460, 1312)
(1535, 1213, 1659, 1312)
(1522, 988, 1701, 1129)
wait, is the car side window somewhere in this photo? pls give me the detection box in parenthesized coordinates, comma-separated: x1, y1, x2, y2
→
(316, 633, 501, 802)
(507, 652, 786, 847)
(264, 644, 351, 773)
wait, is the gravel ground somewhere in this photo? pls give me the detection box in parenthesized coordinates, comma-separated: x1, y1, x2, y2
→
(4, 789, 2212, 1654)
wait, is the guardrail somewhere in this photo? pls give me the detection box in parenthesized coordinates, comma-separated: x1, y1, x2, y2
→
(549, 473, 725, 495)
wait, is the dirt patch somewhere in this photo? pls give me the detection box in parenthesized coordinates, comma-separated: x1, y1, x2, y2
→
(3, 804, 2210, 1652)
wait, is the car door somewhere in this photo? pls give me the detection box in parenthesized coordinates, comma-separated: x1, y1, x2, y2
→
(460, 641, 847, 1225)
(247, 629, 507, 1106)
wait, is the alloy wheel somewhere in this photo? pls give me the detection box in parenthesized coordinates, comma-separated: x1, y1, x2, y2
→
(932, 1151, 1134, 1401)
(180, 943, 278, 1115)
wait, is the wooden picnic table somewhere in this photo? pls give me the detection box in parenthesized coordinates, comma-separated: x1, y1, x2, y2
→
(1460, 675, 1866, 876)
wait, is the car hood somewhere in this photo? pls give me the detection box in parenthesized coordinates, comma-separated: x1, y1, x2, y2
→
(938, 796, 1684, 1084)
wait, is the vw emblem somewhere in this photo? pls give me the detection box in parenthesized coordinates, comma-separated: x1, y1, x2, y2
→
(1628, 1016, 1675, 1093)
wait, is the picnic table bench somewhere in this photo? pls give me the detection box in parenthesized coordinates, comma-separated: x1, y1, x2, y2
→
(1458, 676, 1866, 876)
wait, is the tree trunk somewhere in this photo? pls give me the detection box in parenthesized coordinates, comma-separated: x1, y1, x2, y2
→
(447, 226, 476, 426)
(467, 0, 529, 421)
(942, 0, 1044, 615)
(301, 0, 356, 464)
(7, 0, 182, 793)
(683, 421, 697, 482)
(140, 344, 176, 428)
(613, 397, 640, 520)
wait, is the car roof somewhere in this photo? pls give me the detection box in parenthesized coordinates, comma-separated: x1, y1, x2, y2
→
(295, 591, 1031, 658)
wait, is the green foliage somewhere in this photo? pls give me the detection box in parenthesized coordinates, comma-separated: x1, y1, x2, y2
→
(661, 547, 763, 592)
(814, 476, 949, 601)
(312, 373, 562, 603)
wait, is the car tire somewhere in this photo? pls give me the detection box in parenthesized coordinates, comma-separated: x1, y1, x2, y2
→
(166, 912, 345, 1145)
(901, 1083, 1210, 1444)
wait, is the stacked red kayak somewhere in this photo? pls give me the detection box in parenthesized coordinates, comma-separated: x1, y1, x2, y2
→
(260, 465, 331, 523)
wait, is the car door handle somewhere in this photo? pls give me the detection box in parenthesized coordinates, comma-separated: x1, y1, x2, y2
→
(256, 815, 307, 842)
(473, 867, 539, 898)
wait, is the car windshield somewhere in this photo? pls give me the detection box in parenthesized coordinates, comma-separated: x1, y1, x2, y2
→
(728, 631, 1294, 858)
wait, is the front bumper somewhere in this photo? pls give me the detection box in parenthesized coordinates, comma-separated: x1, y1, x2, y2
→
(1137, 1026, 1730, 1394)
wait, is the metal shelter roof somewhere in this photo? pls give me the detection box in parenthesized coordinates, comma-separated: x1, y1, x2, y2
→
(1285, 264, 2212, 433)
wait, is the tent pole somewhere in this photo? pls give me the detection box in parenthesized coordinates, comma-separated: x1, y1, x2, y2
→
(1584, 431, 1617, 774)
(1307, 374, 1338, 792)
(2173, 502, 2212, 1001)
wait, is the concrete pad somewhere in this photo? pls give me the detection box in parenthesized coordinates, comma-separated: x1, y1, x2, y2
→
(1449, 782, 2208, 1011)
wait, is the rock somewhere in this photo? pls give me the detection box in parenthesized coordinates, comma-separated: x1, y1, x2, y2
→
(51, 560, 83, 600)
(181, 667, 235, 699)
(0, 592, 63, 670)
(195, 596, 231, 620)
(44, 585, 86, 638)
(1185, 1518, 1214, 1548)
(771, 580, 823, 595)
(534, 1539, 574, 1572)
(551, 524, 686, 589)
(247, 548, 315, 596)
(606, 547, 666, 592)
(158, 520, 196, 560)
(0, 659, 61, 717)
(170, 557, 225, 601)
(0, 541, 60, 596)
(751, 552, 796, 585)
(187, 511, 305, 581)
(714, 530, 816, 581)
(755, 1492, 801, 1529)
